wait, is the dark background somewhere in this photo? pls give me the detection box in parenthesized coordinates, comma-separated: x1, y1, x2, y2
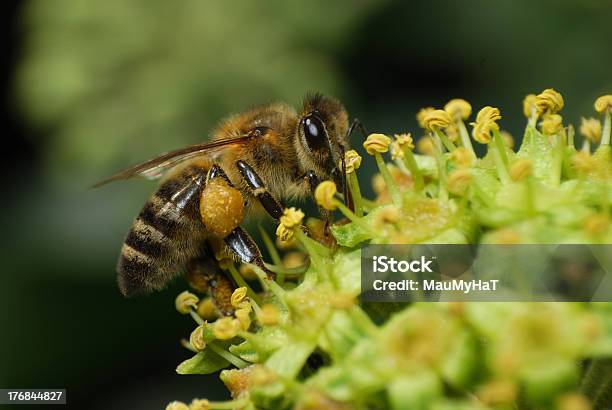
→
(1, 1, 611, 408)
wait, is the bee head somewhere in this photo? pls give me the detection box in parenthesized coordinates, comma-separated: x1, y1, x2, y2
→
(295, 93, 350, 191)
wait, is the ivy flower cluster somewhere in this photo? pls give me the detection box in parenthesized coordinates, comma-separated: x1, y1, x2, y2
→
(167, 90, 611, 410)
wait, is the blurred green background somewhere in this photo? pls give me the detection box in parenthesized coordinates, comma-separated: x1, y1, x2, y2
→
(1, 0, 611, 408)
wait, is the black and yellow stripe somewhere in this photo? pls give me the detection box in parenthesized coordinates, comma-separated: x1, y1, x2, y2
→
(117, 165, 208, 296)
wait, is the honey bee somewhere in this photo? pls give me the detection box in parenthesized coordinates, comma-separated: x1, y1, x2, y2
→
(97, 93, 361, 310)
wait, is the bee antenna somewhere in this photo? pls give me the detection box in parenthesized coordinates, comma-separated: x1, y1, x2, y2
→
(346, 118, 368, 141)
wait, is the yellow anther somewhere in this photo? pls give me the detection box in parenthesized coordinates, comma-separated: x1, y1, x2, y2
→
(343, 150, 362, 173)
(471, 120, 498, 144)
(230, 287, 248, 308)
(390, 141, 404, 160)
(570, 151, 597, 174)
(540, 114, 563, 135)
(536, 88, 564, 115)
(175, 291, 199, 315)
(471, 106, 502, 144)
(422, 109, 452, 131)
(444, 98, 472, 120)
(234, 307, 251, 331)
(275, 235, 297, 249)
(363, 133, 392, 155)
(416, 107, 435, 128)
(280, 207, 304, 229)
(445, 123, 460, 142)
(475, 106, 502, 123)
(447, 169, 473, 195)
(189, 399, 211, 410)
(276, 207, 305, 241)
(416, 136, 435, 155)
(165, 401, 190, 410)
(394, 133, 414, 149)
(189, 324, 207, 351)
(509, 159, 533, 182)
(594, 95, 612, 113)
(258, 304, 280, 326)
(522, 94, 537, 118)
(235, 299, 252, 312)
(449, 147, 475, 168)
(213, 317, 240, 340)
(276, 224, 293, 242)
(314, 181, 338, 210)
(579, 117, 602, 143)
(196, 298, 217, 321)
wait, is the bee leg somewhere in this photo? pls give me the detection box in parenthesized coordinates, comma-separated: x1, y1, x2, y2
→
(224, 226, 275, 280)
(236, 160, 283, 220)
(207, 270, 235, 316)
(347, 118, 368, 140)
(201, 163, 273, 278)
(303, 170, 332, 235)
(186, 255, 235, 316)
(207, 163, 233, 185)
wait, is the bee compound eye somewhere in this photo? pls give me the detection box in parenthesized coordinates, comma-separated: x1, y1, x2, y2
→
(302, 115, 327, 152)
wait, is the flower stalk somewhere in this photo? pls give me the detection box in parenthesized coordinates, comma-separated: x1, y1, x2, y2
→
(399, 145, 424, 192)
(493, 129, 510, 169)
(190, 309, 205, 326)
(457, 120, 475, 154)
(602, 111, 611, 146)
(314, 180, 375, 236)
(258, 225, 284, 284)
(594, 94, 612, 146)
(445, 98, 475, 154)
(228, 265, 261, 306)
(363, 133, 401, 206)
(432, 135, 448, 200)
(374, 152, 401, 206)
(344, 150, 364, 217)
(434, 129, 456, 152)
(208, 342, 250, 369)
(347, 172, 364, 216)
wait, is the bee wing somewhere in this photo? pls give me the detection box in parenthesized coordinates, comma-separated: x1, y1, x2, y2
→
(93, 134, 253, 187)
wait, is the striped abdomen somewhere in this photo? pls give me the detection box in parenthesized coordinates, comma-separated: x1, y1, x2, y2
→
(117, 165, 208, 296)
